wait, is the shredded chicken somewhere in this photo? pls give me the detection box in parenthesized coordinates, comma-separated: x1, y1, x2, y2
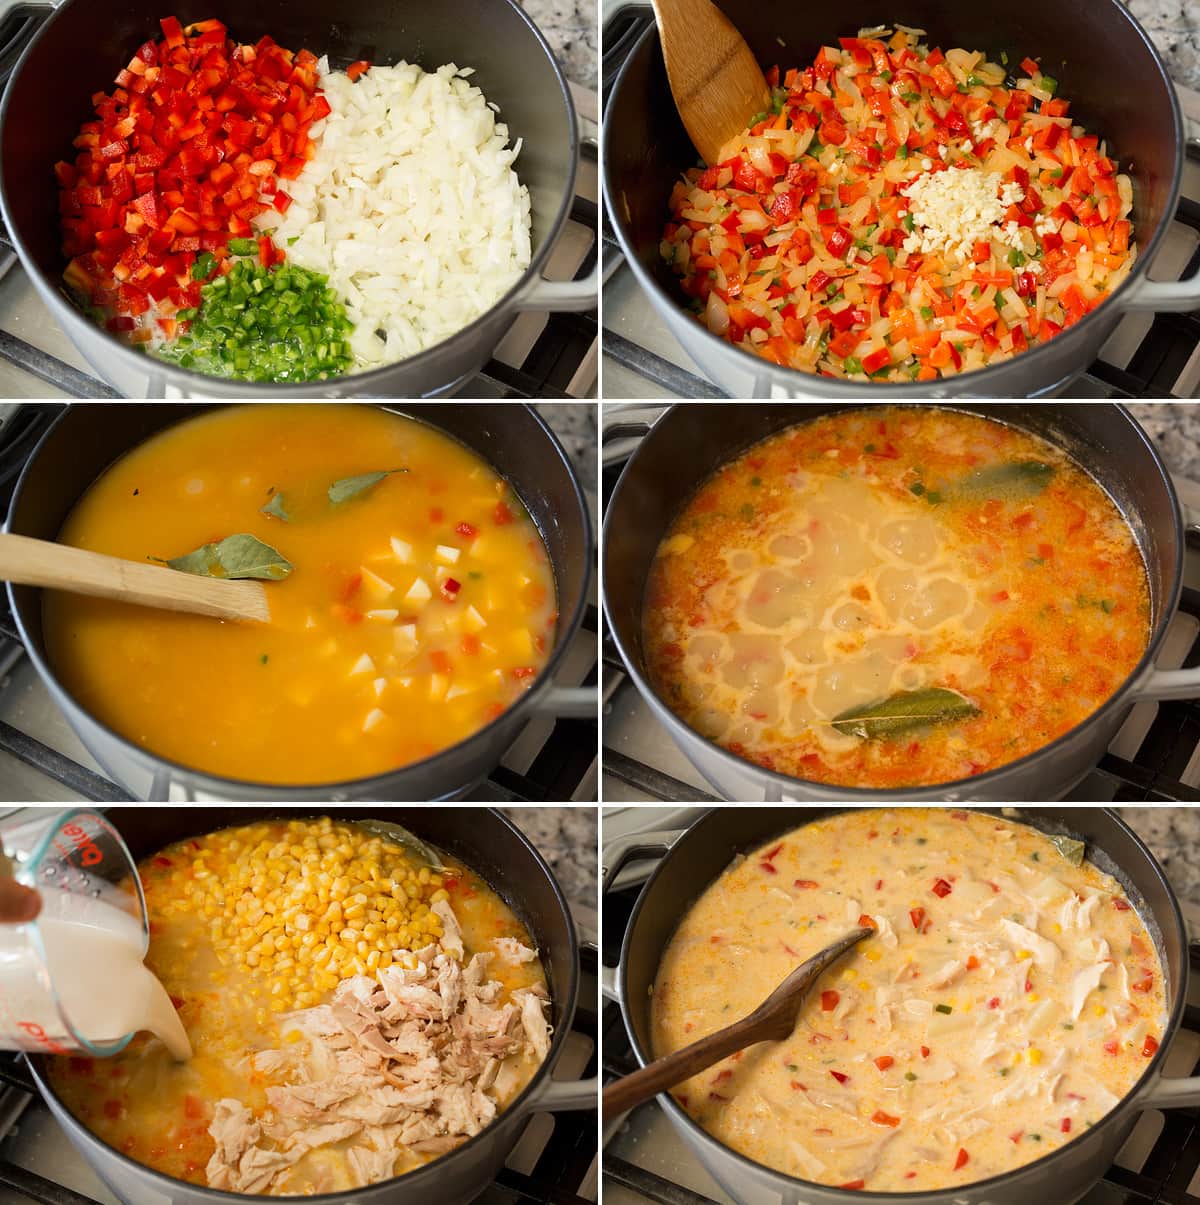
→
(207, 937, 549, 1194)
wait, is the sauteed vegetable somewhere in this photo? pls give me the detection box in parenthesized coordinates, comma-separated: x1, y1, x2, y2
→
(660, 25, 1135, 381)
(644, 407, 1149, 788)
(50, 817, 550, 1193)
(653, 809, 1166, 1193)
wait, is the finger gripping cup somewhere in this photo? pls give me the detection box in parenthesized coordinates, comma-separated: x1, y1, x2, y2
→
(0, 808, 147, 1057)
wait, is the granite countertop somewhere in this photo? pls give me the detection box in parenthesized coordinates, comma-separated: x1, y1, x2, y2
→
(1132, 0, 1200, 92)
(1128, 403, 1200, 483)
(501, 807, 597, 910)
(536, 402, 598, 498)
(522, 0, 596, 90)
(1119, 807, 1200, 911)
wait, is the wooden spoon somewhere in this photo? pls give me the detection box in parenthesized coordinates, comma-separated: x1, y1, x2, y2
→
(651, 0, 770, 166)
(603, 926, 872, 1121)
(0, 533, 269, 623)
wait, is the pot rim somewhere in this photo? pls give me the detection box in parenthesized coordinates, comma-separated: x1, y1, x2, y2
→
(6, 401, 594, 799)
(601, 400, 1184, 801)
(28, 804, 582, 1202)
(599, 3, 1183, 396)
(0, 0, 580, 398)
(616, 804, 1189, 1202)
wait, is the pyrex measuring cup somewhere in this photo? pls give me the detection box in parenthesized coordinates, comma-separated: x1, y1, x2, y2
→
(0, 808, 147, 1056)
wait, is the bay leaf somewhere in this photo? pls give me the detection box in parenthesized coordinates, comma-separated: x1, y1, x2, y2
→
(1050, 834, 1086, 866)
(328, 469, 406, 504)
(831, 687, 980, 741)
(957, 460, 1055, 499)
(261, 491, 290, 522)
(153, 533, 293, 580)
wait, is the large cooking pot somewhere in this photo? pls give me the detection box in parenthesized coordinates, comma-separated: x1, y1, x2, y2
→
(603, 402, 1200, 801)
(602, 1, 1200, 398)
(0, 0, 596, 399)
(605, 806, 1200, 1205)
(20, 806, 596, 1205)
(6, 403, 594, 802)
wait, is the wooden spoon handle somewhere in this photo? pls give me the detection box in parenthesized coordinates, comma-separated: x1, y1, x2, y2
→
(0, 533, 269, 623)
(602, 1007, 773, 1121)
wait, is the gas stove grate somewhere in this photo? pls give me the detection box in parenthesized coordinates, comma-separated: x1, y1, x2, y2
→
(0, 944, 597, 1205)
(600, 7, 1200, 401)
(600, 446, 1200, 804)
(601, 884, 1200, 1205)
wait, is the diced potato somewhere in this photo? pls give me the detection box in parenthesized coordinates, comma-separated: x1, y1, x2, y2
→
(360, 568, 395, 599)
(445, 683, 473, 700)
(511, 628, 534, 657)
(350, 653, 375, 675)
(372, 677, 387, 698)
(394, 624, 418, 657)
(429, 673, 449, 701)
(463, 605, 487, 632)
(404, 577, 432, 604)
(362, 708, 386, 733)
(435, 544, 461, 564)
(366, 609, 399, 622)
(390, 536, 413, 563)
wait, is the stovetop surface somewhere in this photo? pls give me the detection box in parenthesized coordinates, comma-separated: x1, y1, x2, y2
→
(600, 7, 1200, 402)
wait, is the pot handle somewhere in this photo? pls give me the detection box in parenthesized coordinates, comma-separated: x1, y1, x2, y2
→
(1139, 932, 1200, 1107)
(1117, 117, 1200, 312)
(522, 1074, 600, 1112)
(602, 834, 678, 894)
(529, 685, 596, 718)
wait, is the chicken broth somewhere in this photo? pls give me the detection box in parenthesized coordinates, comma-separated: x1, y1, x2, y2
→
(643, 407, 1150, 788)
(43, 404, 556, 785)
(49, 817, 550, 1194)
(652, 809, 1167, 1193)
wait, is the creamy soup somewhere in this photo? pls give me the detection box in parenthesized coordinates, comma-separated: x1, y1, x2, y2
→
(43, 405, 556, 784)
(644, 407, 1150, 788)
(652, 809, 1167, 1193)
(51, 817, 550, 1193)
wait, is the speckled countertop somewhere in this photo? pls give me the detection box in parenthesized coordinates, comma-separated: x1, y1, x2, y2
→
(1132, 0, 1200, 92)
(522, 0, 596, 90)
(1119, 807, 1200, 910)
(1128, 403, 1200, 482)
(501, 806, 597, 909)
(536, 402, 598, 498)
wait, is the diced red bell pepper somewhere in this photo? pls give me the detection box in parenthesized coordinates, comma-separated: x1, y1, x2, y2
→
(346, 60, 370, 82)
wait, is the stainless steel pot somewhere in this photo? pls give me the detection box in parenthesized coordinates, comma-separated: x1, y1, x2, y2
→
(604, 806, 1200, 1205)
(6, 403, 595, 802)
(601, 1, 1200, 398)
(24, 805, 597, 1205)
(603, 402, 1200, 802)
(0, 0, 596, 399)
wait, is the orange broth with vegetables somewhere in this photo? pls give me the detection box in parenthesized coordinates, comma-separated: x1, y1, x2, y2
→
(43, 404, 556, 784)
(644, 407, 1150, 788)
(49, 818, 547, 1190)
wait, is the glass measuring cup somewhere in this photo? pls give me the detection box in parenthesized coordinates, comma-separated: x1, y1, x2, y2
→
(0, 808, 147, 1056)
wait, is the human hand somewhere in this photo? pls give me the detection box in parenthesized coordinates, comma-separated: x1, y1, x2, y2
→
(0, 879, 40, 922)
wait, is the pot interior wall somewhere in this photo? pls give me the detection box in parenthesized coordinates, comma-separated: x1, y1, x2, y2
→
(622, 806, 1185, 1072)
(1, 0, 572, 300)
(605, 403, 1179, 681)
(605, 0, 1177, 300)
(8, 403, 589, 664)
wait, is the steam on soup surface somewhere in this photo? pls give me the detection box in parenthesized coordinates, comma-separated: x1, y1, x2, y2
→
(652, 809, 1167, 1193)
(43, 405, 555, 784)
(643, 407, 1149, 788)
